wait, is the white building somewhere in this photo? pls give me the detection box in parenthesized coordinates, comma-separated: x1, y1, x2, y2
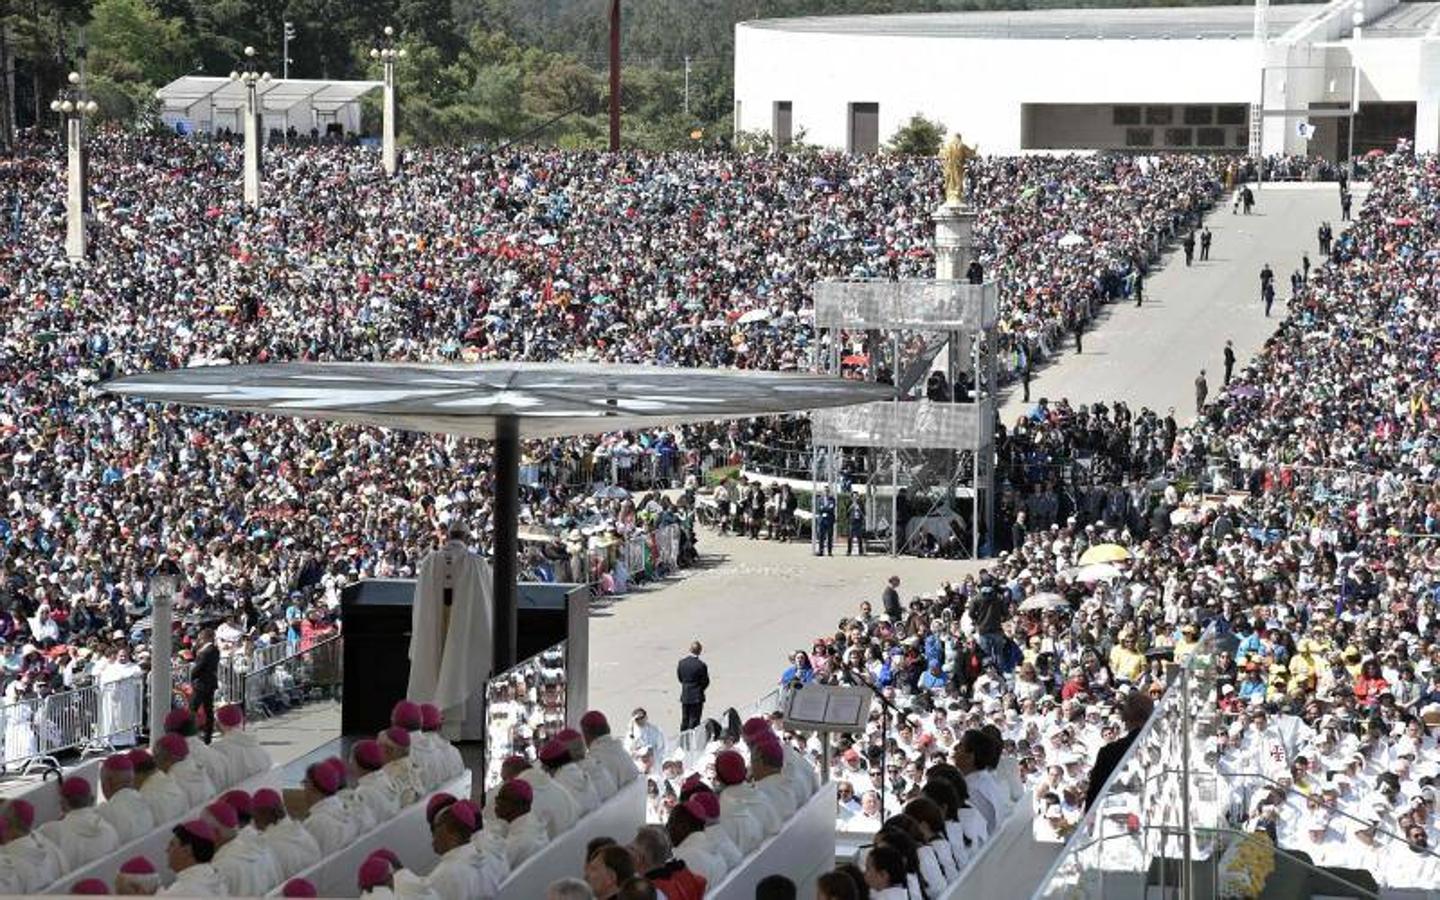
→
(734, 0, 1440, 158)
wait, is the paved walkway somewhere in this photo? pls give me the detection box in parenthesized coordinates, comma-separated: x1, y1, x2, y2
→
(587, 532, 982, 730)
(999, 183, 1362, 424)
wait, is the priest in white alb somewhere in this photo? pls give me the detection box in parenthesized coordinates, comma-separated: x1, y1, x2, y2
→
(407, 525, 493, 742)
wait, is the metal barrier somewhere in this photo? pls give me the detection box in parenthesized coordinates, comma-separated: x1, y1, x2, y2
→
(0, 675, 145, 774)
(240, 635, 343, 718)
(586, 523, 685, 594)
(664, 687, 782, 785)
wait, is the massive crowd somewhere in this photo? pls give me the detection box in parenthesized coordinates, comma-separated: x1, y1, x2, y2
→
(752, 152, 1440, 888)
(0, 132, 1221, 746)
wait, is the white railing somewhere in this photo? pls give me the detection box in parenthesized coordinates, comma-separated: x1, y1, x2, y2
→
(0, 675, 145, 772)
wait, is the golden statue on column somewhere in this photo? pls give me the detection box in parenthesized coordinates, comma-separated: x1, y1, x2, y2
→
(941, 133, 978, 206)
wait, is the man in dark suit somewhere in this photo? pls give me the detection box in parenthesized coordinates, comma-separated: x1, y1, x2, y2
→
(189, 628, 221, 744)
(1084, 691, 1155, 810)
(676, 641, 709, 732)
(1223, 340, 1236, 385)
(881, 575, 902, 621)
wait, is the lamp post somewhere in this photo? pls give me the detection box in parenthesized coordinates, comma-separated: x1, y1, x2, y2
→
(146, 560, 180, 748)
(370, 27, 405, 177)
(49, 71, 98, 261)
(229, 46, 271, 207)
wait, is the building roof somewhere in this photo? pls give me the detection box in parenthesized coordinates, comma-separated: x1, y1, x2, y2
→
(1366, 1, 1440, 36)
(743, 4, 1325, 40)
(155, 77, 382, 114)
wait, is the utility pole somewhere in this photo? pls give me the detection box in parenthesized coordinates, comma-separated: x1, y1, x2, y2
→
(283, 21, 295, 80)
(684, 54, 691, 116)
(609, 0, 621, 151)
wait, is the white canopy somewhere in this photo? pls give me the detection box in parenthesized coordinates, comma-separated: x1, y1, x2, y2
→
(156, 76, 382, 116)
(102, 362, 893, 440)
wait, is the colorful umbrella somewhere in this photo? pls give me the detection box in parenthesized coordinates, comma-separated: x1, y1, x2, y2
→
(1078, 543, 1133, 565)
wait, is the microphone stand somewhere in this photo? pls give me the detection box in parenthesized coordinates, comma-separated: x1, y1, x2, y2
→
(841, 660, 923, 822)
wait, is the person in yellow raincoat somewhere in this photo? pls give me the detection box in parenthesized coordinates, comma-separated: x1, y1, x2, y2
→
(1288, 639, 1320, 694)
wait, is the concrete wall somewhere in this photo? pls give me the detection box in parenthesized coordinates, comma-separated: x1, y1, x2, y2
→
(735, 16, 1433, 155)
(735, 25, 1260, 153)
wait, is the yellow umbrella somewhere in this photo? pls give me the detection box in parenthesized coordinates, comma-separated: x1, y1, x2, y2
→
(1078, 543, 1133, 565)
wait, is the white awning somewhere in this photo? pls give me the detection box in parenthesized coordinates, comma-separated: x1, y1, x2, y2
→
(156, 76, 383, 115)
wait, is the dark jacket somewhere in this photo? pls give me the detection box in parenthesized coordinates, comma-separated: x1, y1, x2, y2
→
(676, 655, 709, 704)
(969, 586, 1007, 635)
(881, 586, 902, 620)
(1084, 728, 1141, 810)
(191, 643, 220, 692)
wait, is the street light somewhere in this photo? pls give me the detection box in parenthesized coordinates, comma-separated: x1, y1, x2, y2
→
(146, 559, 181, 747)
(230, 45, 271, 206)
(370, 26, 406, 176)
(52, 69, 98, 261)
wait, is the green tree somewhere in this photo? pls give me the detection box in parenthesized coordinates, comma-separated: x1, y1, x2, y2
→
(887, 112, 946, 156)
(88, 0, 193, 86)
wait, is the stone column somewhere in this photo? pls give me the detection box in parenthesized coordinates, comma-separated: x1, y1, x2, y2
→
(65, 114, 84, 261)
(382, 59, 397, 176)
(243, 82, 261, 207)
(932, 201, 977, 281)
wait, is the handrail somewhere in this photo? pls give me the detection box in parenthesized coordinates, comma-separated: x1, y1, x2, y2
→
(1031, 626, 1218, 894)
(1216, 768, 1440, 862)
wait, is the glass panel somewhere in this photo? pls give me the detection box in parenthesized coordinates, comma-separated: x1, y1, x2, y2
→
(482, 640, 568, 791)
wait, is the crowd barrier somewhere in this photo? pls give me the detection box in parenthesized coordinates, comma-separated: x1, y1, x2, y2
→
(709, 782, 837, 900)
(495, 774, 647, 900)
(47, 764, 283, 894)
(278, 770, 472, 897)
(0, 675, 145, 774)
(586, 523, 684, 594)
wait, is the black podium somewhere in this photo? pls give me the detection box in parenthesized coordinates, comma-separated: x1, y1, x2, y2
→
(339, 578, 589, 736)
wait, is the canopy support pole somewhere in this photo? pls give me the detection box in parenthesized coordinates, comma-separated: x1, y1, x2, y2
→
(493, 415, 519, 673)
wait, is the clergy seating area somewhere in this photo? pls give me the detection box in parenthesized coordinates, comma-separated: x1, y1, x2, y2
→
(707, 781, 837, 899)
(278, 768, 474, 896)
(26, 705, 272, 895)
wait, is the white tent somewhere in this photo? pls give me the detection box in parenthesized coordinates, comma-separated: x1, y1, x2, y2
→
(155, 76, 382, 139)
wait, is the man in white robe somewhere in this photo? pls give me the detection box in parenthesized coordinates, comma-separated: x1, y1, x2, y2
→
(115, 855, 163, 895)
(42, 776, 121, 871)
(160, 820, 228, 896)
(419, 704, 466, 784)
(425, 801, 505, 900)
(212, 704, 270, 786)
(669, 797, 728, 889)
(300, 761, 358, 855)
(352, 739, 404, 824)
(135, 748, 191, 825)
(98, 753, 157, 844)
(750, 740, 796, 823)
(96, 649, 143, 748)
(688, 791, 742, 869)
(486, 779, 548, 868)
(380, 727, 425, 806)
(558, 727, 614, 804)
(0, 799, 65, 893)
(580, 711, 638, 792)
(156, 734, 215, 809)
(625, 708, 667, 768)
(507, 756, 580, 838)
(206, 799, 282, 897)
(713, 751, 767, 851)
(539, 737, 600, 816)
(165, 708, 226, 793)
(252, 788, 322, 879)
(408, 529, 492, 741)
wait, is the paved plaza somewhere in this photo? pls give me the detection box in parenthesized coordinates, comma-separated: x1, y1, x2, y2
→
(999, 182, 1363, 424)
(591, 183, 1362, 732)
